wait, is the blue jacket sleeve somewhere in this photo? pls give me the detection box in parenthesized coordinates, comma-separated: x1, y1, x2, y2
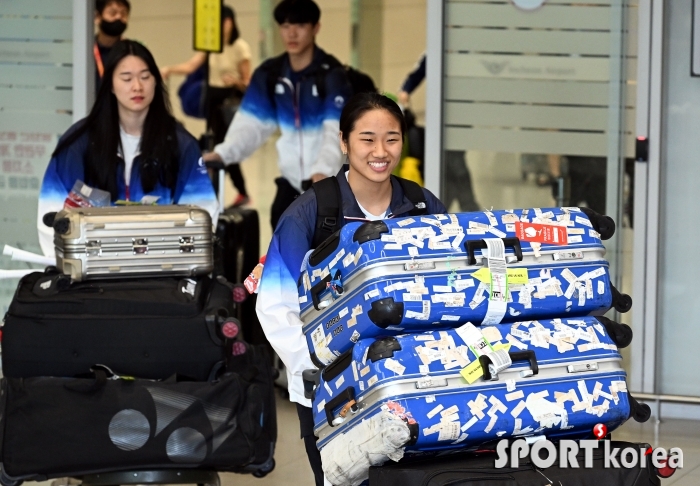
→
(172, 130, 219, 223)
(255, 192, 318, 406)
(400, 54, 426, 94)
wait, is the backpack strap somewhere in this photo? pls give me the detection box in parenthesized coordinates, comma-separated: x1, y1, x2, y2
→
(313, 53, 342, 101)
(312, 176, 343, 248)
(395, 176, 428, 216)
(263, 53, 287, 108)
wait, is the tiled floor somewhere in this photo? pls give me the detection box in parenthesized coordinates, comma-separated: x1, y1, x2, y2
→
(22, 139, 699, 486)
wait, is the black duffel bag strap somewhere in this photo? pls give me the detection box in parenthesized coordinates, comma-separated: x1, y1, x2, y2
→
(395, 176, 428, 216)
(312, 176, 343, 249)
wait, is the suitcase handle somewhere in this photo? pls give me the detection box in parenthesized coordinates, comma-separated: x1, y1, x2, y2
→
(479, 350, 538, 381)
(309, 230, 341, 268)
(325, 386, 358, 427)
(310, 273, 333, 311)
(465, 237, 523, 265)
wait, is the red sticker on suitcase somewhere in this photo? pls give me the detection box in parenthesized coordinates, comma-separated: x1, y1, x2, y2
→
(514, 222, 568, 246)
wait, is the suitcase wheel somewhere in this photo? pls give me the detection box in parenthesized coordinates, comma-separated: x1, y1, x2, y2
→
(611, 286, 633, 313)
(220, 318, 240, 339)
(232, 284, 248, 303)
(232, 341, 247, 356)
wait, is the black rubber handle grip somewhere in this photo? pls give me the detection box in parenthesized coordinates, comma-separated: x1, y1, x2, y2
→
(325, 386, 356, 427)
(309, 230, 341, 267)
(310, 273, 332, 311)
(322, 348, 353, 382)
(466, 237, 523, 265)
(479, 350, 538, 381)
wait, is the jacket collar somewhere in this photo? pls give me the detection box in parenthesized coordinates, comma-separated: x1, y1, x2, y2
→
(335, 165, 419, 221)
(281, 45, 328, 78)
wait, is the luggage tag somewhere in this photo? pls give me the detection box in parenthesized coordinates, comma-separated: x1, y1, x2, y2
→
(456, 322, 512, 384)
(482, 239, 508, 326)
(327, 268, 344, 299)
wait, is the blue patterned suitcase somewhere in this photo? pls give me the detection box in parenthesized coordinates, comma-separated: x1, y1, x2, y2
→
(298, 208, 631, 366)
(303, 316, 649, 459)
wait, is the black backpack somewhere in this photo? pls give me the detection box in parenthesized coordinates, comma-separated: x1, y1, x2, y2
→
(264, 52, 377, 106)
(311, 176, 428, 248)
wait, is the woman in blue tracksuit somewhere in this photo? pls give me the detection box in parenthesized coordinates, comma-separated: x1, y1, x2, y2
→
(256, 92, 446, 486)
(37, 40, 218, 257)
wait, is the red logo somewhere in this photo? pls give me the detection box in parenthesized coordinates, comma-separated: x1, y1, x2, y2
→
(593, 423, 608, 440)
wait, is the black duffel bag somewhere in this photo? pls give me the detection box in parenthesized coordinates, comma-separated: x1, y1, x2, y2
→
(0, 346, 276, 480)
(2, 269, 240, 381)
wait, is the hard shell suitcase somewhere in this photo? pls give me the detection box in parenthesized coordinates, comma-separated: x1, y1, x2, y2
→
(0, 345, 276, 480)
(215, 206, 266, 346)
(52, 205, 213, 281)
(368, 441, 663, 486)
(298, 207, 631, 366)
(1, 269, 239, 381)
(304, 316, 649, 458)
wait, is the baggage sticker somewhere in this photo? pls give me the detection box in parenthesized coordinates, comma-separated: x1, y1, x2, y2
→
(397, 218, 415, 227)
(515, 222, 568, 246)
(426, 404, 444, 419)
(460, 360, 484, 384)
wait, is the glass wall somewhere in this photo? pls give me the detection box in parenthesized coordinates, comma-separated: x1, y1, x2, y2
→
(0, 0, 73, 311)
(658, 0, 700, 397)
(439, 0, 637, 290)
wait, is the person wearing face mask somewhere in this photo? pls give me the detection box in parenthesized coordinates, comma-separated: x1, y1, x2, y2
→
(37, 40, 218, 258)
(94, 0, 131, 94)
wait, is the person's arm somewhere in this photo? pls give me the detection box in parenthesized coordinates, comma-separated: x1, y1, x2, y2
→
(172, 132, 220, 224)
(209, 66, 278, 165)
(36, 153, 73, 257)
(398, 53, 426, 105)
(161, 52, 207, 79)
(222, 39, 252, 90)
(310, 68, 352, 181)
(256, 200, 317, 406)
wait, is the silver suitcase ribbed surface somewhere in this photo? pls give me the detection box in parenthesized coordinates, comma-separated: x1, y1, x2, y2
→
(53, 205, 213, 281)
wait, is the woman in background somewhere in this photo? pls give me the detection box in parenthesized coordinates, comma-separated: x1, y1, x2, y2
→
(162, 5, 252, 207)
(37, 40, 218, 257)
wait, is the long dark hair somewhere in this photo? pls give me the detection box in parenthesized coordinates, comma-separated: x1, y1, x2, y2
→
(339, 92, 407, 144)
(53, 40, 179, 200)
(223, 6, 239, 45)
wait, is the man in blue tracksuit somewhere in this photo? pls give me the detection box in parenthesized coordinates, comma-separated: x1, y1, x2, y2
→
(204, 0, 352, 229)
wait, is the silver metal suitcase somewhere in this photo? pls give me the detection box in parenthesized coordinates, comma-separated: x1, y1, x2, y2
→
(53, 205, 213, 281)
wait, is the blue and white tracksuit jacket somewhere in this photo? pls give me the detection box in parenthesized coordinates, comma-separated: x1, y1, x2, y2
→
(256, 166, 447, 406)
(37, 121, 219, 257)
(213, 46, 352, 192)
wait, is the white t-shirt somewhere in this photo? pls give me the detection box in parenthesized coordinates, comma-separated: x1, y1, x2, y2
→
(119, 127, 141, 186)
(208, 38, 252, 88)
(345, 171, 387, 220)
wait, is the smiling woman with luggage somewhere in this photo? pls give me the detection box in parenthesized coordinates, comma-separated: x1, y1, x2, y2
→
(255, 92, 446, 486)
(36, 40, 218, 257)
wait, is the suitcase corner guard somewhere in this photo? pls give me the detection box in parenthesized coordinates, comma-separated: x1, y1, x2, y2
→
(367, 298, 404, 328)
(352, 221, 389, 244)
